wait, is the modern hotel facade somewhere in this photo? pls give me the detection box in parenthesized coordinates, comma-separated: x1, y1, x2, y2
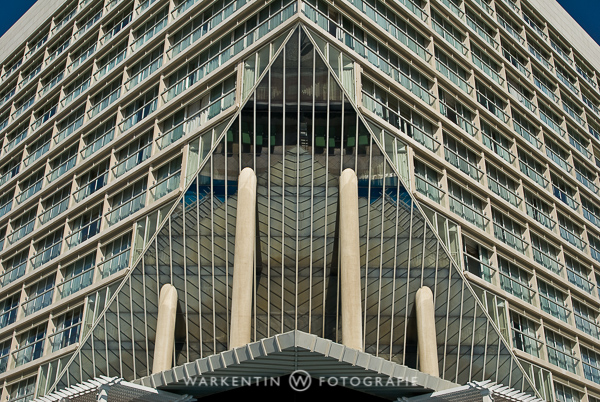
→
(0, 0, 598, 400)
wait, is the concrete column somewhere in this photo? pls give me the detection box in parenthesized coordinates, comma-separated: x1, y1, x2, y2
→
(229, 167, 257, 349)
(415, 286, 439, 377)
(152, 284, 178, 374)
(339, 168, 363, 352)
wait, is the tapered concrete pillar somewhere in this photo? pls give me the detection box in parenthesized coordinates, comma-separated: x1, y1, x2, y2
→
(415, 286, 439, 377)
(152, 284, 178, 374)
(339, 168, 363, 352)
(229, 167, 257, 349)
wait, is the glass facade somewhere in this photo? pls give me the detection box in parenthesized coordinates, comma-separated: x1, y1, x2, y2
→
(0, 0, 598, 400)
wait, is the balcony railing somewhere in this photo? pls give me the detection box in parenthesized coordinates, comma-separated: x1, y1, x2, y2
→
(88, 86, 121, 119)
(466, 15, 499, 50)
(563, 102, 586, 127)
(59, 266, 95, 299)
(0, 262, 26, 287)
(29, 239, 62, 270)
(61, 78, 91, 108)
(436, 58, 472, 94)
(526, 201, 555, 230)
(106, 192, 146, 226)
(439, 101, 477, 136)
(557, 70, 579, 95)
(149, 171, 181, 201)
(514, 119, 542, 149)
(38, 71, 65, 97)
(31, 106, 58, 132)
(569, 135, 592, 160)
(363, 92, 439, 152)
(444, 146, 482, 181)
(66, 216, 101, 249)
(575, 313, 600, 338)
(4, 128, 28, 154)
(81, 129, 115, 160)
(508, 82, 535, 113)
(498, 270, 534, 302)
(94, 48, 127, 81)
(432, 18, 468, 55)
(7, 217, 35, 244)
(488, 175, 521, 207)
(415, 174, 444, 203)
(567, 267, 595, 295)
(46, 155, 77, 183)
(528, 45, 553, 72)
(24, 140, 50, 166)
(73, 10, 102, 41)
(99, 13, 132, 46)
(98, 247, 130, 278)
(497, 15, 524, 44)
(132, 15, 168, 51)
(482, 133, 515, 164)
(472, 52, 504, 86)
(39, 196, 69, 224)
(494, 223, 528, 254)
(438, 0, 463, 18)
(477, 91, 509, 123)
(119, 96, 158, 132)
(553, 185, 579, 211)
(156, 88, 235, 149)
(12, 335, 45, 367)
(124, 55, 163, 91)
(539, 293, 571, 323)
(22, 287, 54, 316)
(449, 193, 488, 230)
(349, 0, 432, 61)
(16, 177, 43, 204)
(167, 2, 298, 102)
(583, 205, 600, 229)
(73, 172, 108, 203)
(559, 223, 585, 250)
(576, 170, 598, 194)
(545, 147, 572, 173)
(54, 115, 84, 144)
(112, 143, 152, 178)
(532, 246, 563, 275)
(67, 43, 96, 74)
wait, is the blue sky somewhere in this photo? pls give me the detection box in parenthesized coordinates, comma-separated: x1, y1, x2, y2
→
(0, 0, 598, 46)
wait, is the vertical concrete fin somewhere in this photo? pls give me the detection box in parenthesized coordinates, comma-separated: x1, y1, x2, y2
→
(339, 168, 363, 352)
(229, 167, 257, 349)
(416, 286, 439, 377)
(152, 284, 178, 374)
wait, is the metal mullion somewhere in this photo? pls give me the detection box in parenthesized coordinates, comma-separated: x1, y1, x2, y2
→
(182, 186, 190, 365)
(128, 276, 136, 378)
(468, 295, 478, 381)
(253, 78, 257, 342)
(308, 47, 316, 334)
(280, 43, 286, 335)
(420, 206, 428, 286)
(196, 176, 203, 357)
(103, 308, 109, 376)
(442, 247, 453, 377)
(210, 150, 216, 353)
(322, 69, 330, 338)
(389, 156, 401, 361)
(267, 58, 272, 338)
(141, 252, 149, 377)
(376, 144, 386, 356)
(454, 280, 465, 381)
(295, 31, 300, 330)
(402, 194, 414, 366)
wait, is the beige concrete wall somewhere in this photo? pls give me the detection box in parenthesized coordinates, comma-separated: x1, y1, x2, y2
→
(0, 0, 69, 64)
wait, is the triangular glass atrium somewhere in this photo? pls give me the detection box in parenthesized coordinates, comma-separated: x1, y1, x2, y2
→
(42, 26, 538, 398)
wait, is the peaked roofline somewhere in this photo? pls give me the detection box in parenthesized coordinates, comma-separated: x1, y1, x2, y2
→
(134, 330, 459, 399)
